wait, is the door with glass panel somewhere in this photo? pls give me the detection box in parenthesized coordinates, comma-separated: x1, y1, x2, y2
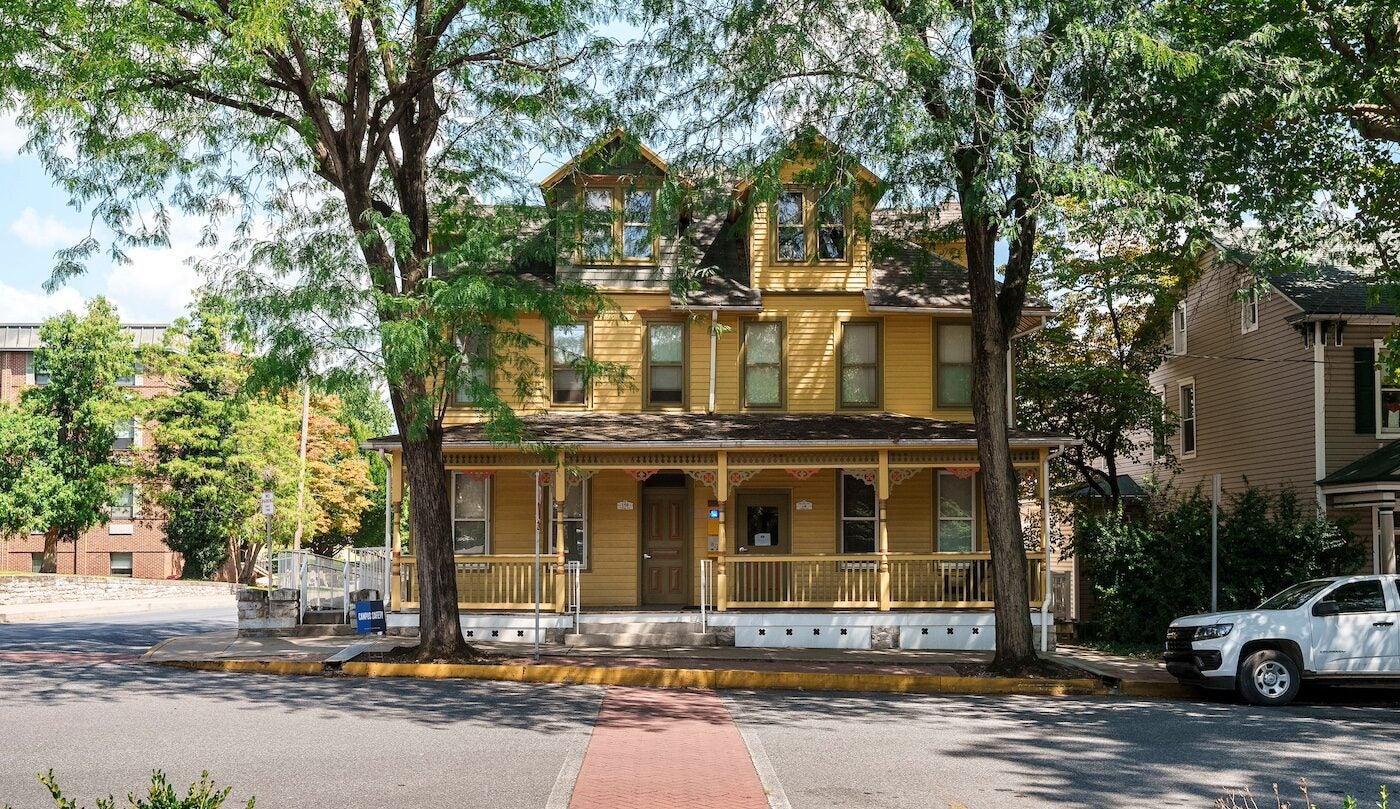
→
(733, 492, 790, 604)
(936, 471, 983, 602)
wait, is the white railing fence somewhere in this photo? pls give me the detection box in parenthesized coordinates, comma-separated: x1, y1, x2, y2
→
(566, 561, 584, 629)
(699, 558, 712, 632)
(272, 548, 391, 623)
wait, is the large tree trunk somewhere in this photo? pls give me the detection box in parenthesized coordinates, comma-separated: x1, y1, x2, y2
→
(964, 221, 1038, 671)
(389, 383, 475, 661)
(41, 528, 59, 574)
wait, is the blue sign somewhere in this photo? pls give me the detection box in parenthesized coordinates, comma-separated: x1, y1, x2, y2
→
(355, 600, 386, 635)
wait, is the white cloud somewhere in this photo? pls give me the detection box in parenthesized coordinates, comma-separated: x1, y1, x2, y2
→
(102, 212, 213, 323)
(0, 281, 86, 322)
(9, 207, 84, 250)
(0, 113, 25, 162)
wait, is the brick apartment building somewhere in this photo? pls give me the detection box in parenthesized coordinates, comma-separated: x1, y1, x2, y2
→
(0, 322, 183, 579)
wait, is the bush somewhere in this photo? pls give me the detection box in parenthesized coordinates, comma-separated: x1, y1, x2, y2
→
(1076, 486, 1362, 644)
(17, 770, 253, 809)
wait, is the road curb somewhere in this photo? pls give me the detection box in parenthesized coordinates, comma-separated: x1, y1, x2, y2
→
(151, 656, 1113, 696)
(1116, 680, 1199, 699)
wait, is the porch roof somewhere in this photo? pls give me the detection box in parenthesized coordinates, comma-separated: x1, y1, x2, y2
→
(1318, 440, 1400, 487)
(365, 412, 1074, 450)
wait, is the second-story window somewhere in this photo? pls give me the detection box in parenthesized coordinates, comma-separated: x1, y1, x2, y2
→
(582, 189, 613, 261)
(551, 324, 588, 405)
(646, 322, 685, 408)
(818, 192, 847, 260)
(112, 417, 138, 451)
(742, 320, 783, 408)
(455, 330, 491, 406)
(1173, 302, 1188, 355)
(580, 186, 656, 262)
(776, 191, 806, 261)
(840, 321, 879, 408)
(25, 353, 49, 386)
(110, 485, 136, 520)
(116, 361, 143, 387)
(1179, 380, 1197, 457)
(1240, 288, 1259, 334)
(623, 190, 654, 260)
(936, 322, 973, 408)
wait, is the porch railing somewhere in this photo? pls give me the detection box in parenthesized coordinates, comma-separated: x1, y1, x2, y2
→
(397, 554, 546, 610)
(723, 552, 1046, 610)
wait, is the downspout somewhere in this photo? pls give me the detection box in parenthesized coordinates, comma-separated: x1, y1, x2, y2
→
(1041, 443, 1067, 653)
(1313, 322, 1326, 514)
(708, 308, 719, 413)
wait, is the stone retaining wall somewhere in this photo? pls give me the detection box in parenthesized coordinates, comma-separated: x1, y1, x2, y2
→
(0, 573, 235, 605)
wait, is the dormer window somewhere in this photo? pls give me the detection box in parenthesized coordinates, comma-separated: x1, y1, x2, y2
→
(774, 188, 849, 262)
(579, 185, 656, 263)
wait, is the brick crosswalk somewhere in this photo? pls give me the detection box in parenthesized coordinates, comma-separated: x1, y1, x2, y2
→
(567, 687, 771, 809)
(0, 651, 140, 664)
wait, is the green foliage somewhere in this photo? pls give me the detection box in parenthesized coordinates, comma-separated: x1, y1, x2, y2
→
(0, 298, 137, 571)
(1077, 487, 1361, 643)
(32, 769, 252, 809)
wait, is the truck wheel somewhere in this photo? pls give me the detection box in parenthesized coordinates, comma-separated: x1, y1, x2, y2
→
(1237, 650, 1301, 706)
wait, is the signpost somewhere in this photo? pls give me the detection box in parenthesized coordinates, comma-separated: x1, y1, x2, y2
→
(261, 491, 275, 590)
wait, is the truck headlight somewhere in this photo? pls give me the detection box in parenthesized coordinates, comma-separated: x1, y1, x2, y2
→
(1194, 623, 1233, 640)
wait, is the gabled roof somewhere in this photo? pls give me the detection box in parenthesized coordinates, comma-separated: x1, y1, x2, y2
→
(1318, 441, 1400, 486)
(1271, 263, 1396, 317)
(538, 129, 671, 191)
(732, 130, 883, 196)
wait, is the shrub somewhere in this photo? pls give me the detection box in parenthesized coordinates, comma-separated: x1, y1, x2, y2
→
(21, 770, 253, 809)
(1076, 486, 1362, 643)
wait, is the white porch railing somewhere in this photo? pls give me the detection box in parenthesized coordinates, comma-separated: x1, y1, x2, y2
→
(699, 558, 713, 631)
(272, 549, 392, 622)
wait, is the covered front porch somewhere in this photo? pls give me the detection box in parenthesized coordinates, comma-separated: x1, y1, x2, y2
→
(371, 413, 1067, 645)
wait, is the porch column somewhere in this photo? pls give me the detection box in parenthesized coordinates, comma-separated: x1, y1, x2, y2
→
(716, 451, 728, 612)
(1381, 506, 1397, 575)
(553, 457, 568, 613)
(877, 450, 891, 612)
(389, 449, 404, 613)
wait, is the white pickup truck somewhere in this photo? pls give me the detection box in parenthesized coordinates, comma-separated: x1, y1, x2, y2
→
(1165, 574, 1400, 705)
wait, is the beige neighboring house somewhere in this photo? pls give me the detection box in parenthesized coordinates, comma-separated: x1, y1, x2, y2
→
(1119, 244, 1400, 574)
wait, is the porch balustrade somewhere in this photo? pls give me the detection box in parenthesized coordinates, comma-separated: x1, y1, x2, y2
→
(395, 554, 544, 611)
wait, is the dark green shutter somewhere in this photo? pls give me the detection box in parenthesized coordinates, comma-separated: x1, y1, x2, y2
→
(1356, 346, 1376, 434)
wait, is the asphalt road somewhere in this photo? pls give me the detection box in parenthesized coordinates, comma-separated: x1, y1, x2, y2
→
(2, 609, 1398, 809)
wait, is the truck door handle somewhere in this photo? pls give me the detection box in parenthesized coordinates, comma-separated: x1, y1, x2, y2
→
(1374, 621, 1395, 627)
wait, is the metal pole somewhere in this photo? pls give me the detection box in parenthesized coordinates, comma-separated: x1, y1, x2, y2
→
(533, 471, 542, 661)
(1211, 473, 1220, 613)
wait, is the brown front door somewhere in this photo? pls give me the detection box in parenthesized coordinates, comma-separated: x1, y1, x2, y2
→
(642, 488, 689, 606)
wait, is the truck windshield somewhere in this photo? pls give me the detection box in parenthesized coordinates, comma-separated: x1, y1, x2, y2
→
(1258, 580, 1333, 610)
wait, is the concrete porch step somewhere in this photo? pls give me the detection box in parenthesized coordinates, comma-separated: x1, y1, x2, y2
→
(576, 621, 703, 635)
(565, 632, 719, 647)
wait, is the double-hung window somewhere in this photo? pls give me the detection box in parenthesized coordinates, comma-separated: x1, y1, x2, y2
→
(1179, 380, 1197, 457)
(109, 552, 133, 577)
(551, 323, 588, 405)
(579, 186, 656, 262)
(25, 353, 49, 386)
(581, 189, 614, 261)
(1241, 289, 1259, 334)
(451, 473, 490, 555)
(116, 361, 143, 387)
(110, 485, 136, 520)
(776, 191, 806, 261)
(936, 322, 973, 408)
(840, 474, 877, 554)
(840, 321, 879, 408)
(455, 330, 491, 406)
(741, 320, 783, 408)
(113, 417, 138, 451)
(550, 481, 589, 566)
(817, 192, 847, 260)
(1173, 303, 1188, 355)
(622, 190, 654, 260)
(646, 322, 685, 407)
(936, 472, 976, 552)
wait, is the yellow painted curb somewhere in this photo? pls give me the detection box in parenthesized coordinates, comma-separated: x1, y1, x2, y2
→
(155, 659, 327, 676)
(338, 661, 1110, 697)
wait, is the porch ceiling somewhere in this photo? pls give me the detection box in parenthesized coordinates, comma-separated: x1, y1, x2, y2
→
(364, 412, 1073, 451)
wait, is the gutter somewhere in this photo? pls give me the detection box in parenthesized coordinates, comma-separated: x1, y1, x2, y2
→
(708, 308, 718, 413)
(362, 436, 1083, 452)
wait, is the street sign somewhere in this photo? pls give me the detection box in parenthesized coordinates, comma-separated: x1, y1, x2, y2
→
(260, 491, 275, 516)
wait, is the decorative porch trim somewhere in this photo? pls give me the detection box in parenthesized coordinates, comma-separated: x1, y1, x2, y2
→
(949, 467, 978, 480)
(731, 451, 881, 469)
(843, 468, 878, 486)
(888, 468, 922, 486)
(786, 468, 821, 480)
(626, 469, 660, 482)
(461, 470, 494, 481)
(686, 469, 719, 491)
(728, 470, 759, 486)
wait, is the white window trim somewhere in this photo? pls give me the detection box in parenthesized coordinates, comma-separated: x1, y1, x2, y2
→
(1240, 288, 1259, 334)
(550, 479, 589, 567)
(451, 473, 492, 555)
(1178, 378, 1197, 459)
(1173, 302, 1188, 356)
(936, 471, 977, 553)
(109, 552, 134, 577)
(839, 472, 879, 554)
(1375, 339, 1400, 439)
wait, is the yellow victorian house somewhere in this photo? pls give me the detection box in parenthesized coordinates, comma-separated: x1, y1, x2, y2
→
(366, 132, 1069, 650)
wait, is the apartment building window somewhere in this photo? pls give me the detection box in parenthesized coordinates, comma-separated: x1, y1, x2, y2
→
(454, 330, 491, 405)
(551, 323, 588, 405)
(24, 353, 49, 386)
(840, 474, 877, 554)
(1179, 380, 1197, 457)
(741, 320, 783, 408)
(113, 417, 138, 450)
(579, 186, 656, 262)
(31, 553, 43, 573)
(645, 322, 685, 408)
(936, 322, 973, 408)
(110, 485, 136, 520)
(116, 361, 143, 387)
(840, 321, 880, 408)
(937, 472, 976, 552)
(776, 191, 806, 261)
(550, 480, 589, 566)
(1240, 289, 1259, 334)
(818, 192, 847, 260)
(1173, 302, 1188, 355)
(451, 473, 490, 555)
(109, 552, 133, 577)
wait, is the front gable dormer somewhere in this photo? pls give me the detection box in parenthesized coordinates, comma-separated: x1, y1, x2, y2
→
(541, 130, 679, 289)
(734, 133, 885, 293)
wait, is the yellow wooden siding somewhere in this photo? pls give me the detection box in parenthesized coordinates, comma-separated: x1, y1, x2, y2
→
(583, 471, 641, 606)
